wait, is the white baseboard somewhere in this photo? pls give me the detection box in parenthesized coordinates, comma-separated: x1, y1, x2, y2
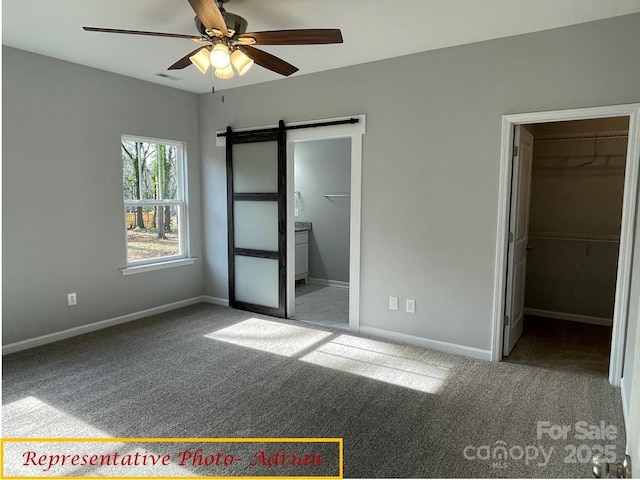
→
(524, 308, 613, 326)
(2, 296, 230, 355)
(359, 326, 492, 361)
(308, 277, 350, 289)
(200, 296, 230, 307)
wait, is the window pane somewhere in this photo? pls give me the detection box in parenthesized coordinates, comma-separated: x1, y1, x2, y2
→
(126, 205, 180, 263)
(122, 139, 141, 200)
(158, 144, 178, 200)
(141, 142, 157, 200)
(132, 142, 180, 201)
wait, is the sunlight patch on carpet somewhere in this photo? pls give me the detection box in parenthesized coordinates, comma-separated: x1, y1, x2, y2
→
(300, 335, 450, 393)
(205, 319, 450, 392)
(2, 397, 206, 477)
(2, 396, 113, 438)
(205, 318, 333, 357)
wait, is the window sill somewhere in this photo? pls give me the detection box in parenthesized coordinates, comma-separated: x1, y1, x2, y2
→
(121, 258, 197, 276)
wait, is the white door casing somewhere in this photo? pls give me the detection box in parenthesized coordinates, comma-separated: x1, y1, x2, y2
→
(626, 312, 640, 476)
(492, 103, 640, 387)
(503, 126, 534, 356)
(286, 115, 366, 331)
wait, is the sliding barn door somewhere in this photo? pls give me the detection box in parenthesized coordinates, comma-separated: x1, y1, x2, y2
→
(227, 121, 287, 317)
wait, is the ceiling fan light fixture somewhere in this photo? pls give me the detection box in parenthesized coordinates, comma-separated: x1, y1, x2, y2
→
(84, 3, 343, 79)
(231, 49, 254, 76)
(210, 43, 231, 69)
(189, 47, 211, 74)
(214, 65, 235, 79)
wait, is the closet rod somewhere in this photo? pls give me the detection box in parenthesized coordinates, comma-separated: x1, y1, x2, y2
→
(535, 131, 628, 143)
(529, 231, 620, 243)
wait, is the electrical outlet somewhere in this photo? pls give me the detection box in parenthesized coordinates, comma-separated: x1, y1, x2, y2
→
(389, 296, 399, 311)
(294, 208, 299, 218)
(67, 293, 77, 306)
(406, 299, 416, 314)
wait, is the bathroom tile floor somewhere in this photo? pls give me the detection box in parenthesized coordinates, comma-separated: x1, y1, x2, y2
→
(293, 282, 349, 329)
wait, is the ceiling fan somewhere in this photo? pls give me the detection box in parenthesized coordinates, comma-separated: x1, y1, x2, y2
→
(83, 0, 343, 80)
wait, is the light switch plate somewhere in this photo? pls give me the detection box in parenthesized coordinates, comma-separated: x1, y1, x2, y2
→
(406, 299, 416, 313)
(67, 293, 77, 306)
(389, 296, 399, 311)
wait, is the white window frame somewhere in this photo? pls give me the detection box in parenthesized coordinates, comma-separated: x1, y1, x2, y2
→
(120, 135, 193, 275)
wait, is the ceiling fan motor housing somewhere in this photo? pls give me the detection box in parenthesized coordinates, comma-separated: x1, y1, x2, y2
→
(194, 11, 248, 37)
(222, 12, 248, 35)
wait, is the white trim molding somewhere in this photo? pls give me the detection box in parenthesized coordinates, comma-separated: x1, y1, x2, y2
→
(2, 296, 232, 355)
(492, 103, 640, 388)
(200, 296, 230, 307)
(621, 376, 629, 428)
(121, 257, 197, 275)
(3, 297, 206, 355)
(360, 326, 492, 361)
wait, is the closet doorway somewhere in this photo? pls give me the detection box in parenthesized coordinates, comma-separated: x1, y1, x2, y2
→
(509, 117, 629, 376)
(493, 104, 640, 386)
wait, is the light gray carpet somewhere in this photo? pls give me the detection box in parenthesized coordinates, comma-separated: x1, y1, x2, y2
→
(2, 304, 625, 478)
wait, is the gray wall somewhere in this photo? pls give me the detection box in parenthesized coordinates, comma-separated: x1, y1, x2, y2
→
(199, 14, 640, 355)
(294, 138, 351, 283)
(2, 46, 203, 345)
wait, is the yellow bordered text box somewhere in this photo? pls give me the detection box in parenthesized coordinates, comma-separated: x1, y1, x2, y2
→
(1, 437, 343, 480)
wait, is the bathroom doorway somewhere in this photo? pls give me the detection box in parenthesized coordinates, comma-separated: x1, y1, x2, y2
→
(290, 138, 351, 329)
(285, 114, 365, 331)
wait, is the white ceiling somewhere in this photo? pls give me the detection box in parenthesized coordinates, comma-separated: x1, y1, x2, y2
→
(4, 0, 640, 94)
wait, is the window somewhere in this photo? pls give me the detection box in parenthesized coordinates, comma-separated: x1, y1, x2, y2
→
(122, 136, 188, 266)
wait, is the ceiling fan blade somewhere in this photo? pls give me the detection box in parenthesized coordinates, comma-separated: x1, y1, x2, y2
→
(168, 47, 207, 70)
(187, 0, 228, 36)
(242, 45, 299, 76)
(239, 29, 343, 45)
(83, 26, 201, 40)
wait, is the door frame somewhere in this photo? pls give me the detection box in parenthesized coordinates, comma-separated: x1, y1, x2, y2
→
(286, 114, 366, 331)
(491, 103, 640, 386)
